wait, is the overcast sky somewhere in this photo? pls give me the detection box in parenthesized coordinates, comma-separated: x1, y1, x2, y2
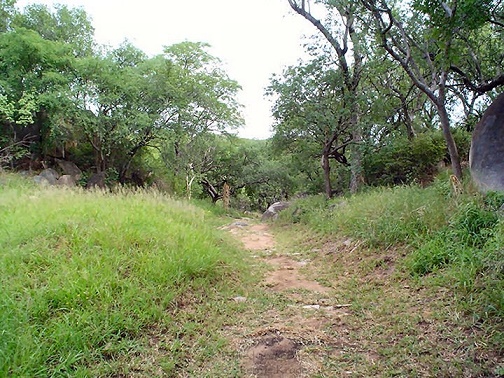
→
(15, 0, 318, 139)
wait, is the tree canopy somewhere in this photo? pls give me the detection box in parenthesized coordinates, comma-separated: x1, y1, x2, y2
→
(1, 0, 503, 209)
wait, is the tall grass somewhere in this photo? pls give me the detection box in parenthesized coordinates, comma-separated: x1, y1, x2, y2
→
(281, 183, 451, 247)
(0, 174, 247, 376)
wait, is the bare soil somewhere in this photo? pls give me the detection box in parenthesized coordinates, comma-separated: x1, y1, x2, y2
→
(222, 221, 344, 377)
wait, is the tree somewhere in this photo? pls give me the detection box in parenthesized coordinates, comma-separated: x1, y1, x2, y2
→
(71, 43, 168, 177)
(267, 57, 353, 198)
(158, 42, 243, 196)
(13, 3, 95, 57)
(0, 4, 97, 168)
(287, 0, 366, 193)
(0, 0, 16, 32)
(198, 137, 295, 210)
(0, 26, 75, 163)
(361, 0, 504, 179)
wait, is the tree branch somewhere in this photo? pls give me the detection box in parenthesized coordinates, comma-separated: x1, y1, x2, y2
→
(450, 65, 504, 94)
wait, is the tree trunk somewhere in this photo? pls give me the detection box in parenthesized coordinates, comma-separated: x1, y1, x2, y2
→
(321, 151, 332, 198)
(437, 101, 462, 179)
(349, 105, 364, 194)
(349, 129, 364, 194)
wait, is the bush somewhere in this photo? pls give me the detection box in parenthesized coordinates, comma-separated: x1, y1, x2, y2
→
(451, 201, 499, 247)
(364, 132, 446, 186)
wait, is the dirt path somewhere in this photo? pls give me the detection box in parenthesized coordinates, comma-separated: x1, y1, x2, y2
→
(218, 219, 503, 378)
(222, 220, 352, 377)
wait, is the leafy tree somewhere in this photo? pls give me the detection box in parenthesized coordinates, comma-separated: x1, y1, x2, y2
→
(287, 0, 367, 193)
(0, 26, 74, 161)
(70, 43, 170, 178)
(197, 138, 295, 210)
(361, 0, 504, 179)
(157, 42, 243, 195)
(267, 57, 353, 198)
(0, 0, 16, 32)
(13, 3, 95, 57)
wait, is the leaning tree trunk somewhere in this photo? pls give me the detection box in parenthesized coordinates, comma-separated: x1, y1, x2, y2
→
(321, 151, 332, 199)
(438, 104, 462, 179)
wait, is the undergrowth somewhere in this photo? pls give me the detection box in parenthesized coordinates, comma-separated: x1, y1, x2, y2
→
(0, 173, 250, 376)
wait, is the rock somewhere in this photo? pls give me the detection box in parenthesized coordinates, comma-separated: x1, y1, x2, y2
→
(57, 175, 76, 187)
(33, 175, 51, 186)
(470, 92, 504, 192)
(86, 172, 106, 189)
(55, 159, 82, 180)
(329, 201, 348, 211)
(232, 296, 247, 303)
(232, 221, 249, 227)
(38, 168, 59, 185)
(261, 201, 290, 221)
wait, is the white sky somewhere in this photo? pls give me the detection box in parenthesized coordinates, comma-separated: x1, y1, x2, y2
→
(15, 0, 318, 139)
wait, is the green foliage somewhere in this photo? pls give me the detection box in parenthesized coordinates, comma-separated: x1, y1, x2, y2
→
(413, 0, 494, 32)
(278, 194, 329, 224)
(0, 174, 248, 376)
(451, 128, 472, 162)
(364, 132, 446, 186)
(267, 56, 354, 196)
(451, 200, 499, 247)
(280, 184, 449, 246)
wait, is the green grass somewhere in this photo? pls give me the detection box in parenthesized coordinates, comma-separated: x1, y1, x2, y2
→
(276, 172, 503, 373)
(0, 173, 250, 377)
(280, 183, 451, 247)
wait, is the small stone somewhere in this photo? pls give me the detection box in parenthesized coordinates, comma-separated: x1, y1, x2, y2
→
(233, 221, 249, 227)
(233, 296, 247, 303)
(302, 305, 320, 310)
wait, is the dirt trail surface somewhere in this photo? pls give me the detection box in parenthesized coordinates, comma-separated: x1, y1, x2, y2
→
(222, 221, 351, 377)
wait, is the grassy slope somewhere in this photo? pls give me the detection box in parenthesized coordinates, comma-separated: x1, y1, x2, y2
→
(274, 172, 503, 376)
(0, 174, 250, 377)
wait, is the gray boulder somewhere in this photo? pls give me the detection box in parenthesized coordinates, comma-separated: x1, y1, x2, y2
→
(55, 159, 82, 180)
(33, 175, 51, 186)
(57, 175, 76, 187)
(86, 172, 106, 189)
(261, 201, 290, 221)
(36, 168, 59, 185)
(470, 92, 504, 192)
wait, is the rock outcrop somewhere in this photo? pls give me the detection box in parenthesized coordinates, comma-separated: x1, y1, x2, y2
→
(261, 201, 290, 221)
(57, 175, 76, 187)
(86, 172, 106, 189)
(55, 159, 82, 180)
(470, 92, 504, 192)
(34, 168, 59, 186)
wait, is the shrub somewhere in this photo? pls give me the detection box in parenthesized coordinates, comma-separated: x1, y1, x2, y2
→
(364, 132, 446, 186)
